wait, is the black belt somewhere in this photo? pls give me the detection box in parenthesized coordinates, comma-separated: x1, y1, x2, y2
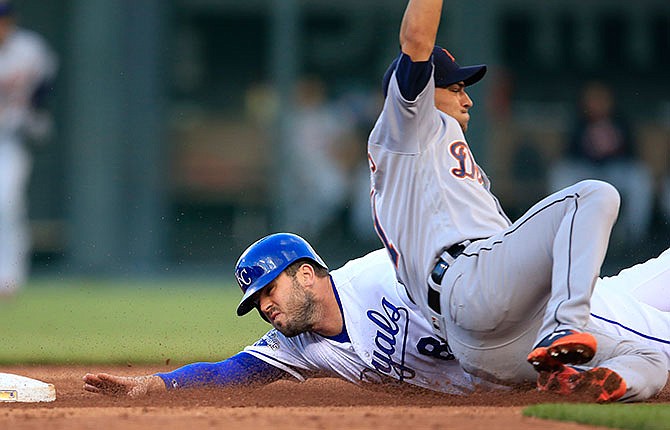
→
(428, 242, 468, 314)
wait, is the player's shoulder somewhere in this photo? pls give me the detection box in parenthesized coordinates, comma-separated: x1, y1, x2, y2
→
(249, 328, 316, 352)
(439, 111, 467, 140)
(331, 249, 395, 288)
(339, 249, 393, 273)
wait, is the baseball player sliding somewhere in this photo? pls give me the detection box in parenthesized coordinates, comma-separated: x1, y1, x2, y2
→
(367, 0, 666, 401)
(84, 234, 670, 399)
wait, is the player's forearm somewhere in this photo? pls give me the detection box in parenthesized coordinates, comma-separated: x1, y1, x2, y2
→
(399, 0, 442, 61)
(155, 352, 288, 390)
(140, 375, 168, 394)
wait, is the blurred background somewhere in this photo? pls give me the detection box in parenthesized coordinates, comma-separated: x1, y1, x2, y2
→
(14, 0, 670, 283)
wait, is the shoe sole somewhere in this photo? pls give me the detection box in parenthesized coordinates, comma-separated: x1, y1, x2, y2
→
(537, 367, 626, 402)
(527, 332, 597, 372)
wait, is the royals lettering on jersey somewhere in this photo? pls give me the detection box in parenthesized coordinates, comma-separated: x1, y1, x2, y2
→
(367, 296, 414, 381)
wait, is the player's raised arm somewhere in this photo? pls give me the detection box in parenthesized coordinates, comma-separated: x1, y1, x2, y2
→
(399, 0, 442, 61)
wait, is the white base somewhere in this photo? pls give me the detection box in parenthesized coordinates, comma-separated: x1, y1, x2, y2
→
(0, 373, 56, 402)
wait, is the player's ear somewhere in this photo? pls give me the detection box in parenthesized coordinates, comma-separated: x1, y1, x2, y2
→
(297, 263, 316, 287)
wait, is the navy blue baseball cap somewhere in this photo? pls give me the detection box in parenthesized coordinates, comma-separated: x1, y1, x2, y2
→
(382, 46, 487, 97)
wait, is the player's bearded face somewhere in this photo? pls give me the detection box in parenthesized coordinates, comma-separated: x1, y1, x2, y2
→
(434, 83, 472, 132)
(271, 276, 317, 337)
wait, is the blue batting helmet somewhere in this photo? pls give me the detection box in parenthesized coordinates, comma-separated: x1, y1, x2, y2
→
(235, 233, 328, 316)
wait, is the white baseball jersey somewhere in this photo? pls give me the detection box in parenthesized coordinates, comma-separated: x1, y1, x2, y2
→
(367, 66, 510, 326)
(591, 247, 670, 345)
(243, 249, 670, 394)
(0, 27, 57, 293)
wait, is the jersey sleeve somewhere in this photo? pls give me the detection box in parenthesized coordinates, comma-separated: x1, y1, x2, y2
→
(374, 53, 441, 154)
(154, 352, 290, 390)
(394, 53, 433, 101)
(242, 329, 329, 381)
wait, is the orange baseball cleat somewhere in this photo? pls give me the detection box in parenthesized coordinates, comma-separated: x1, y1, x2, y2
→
(527, 329, 597, 372)
(537, 365, 627, 403)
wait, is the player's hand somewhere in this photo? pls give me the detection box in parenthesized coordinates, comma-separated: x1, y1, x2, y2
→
(82, 373, 164, 398)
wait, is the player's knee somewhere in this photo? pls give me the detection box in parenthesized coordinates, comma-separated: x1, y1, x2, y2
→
(579, 179, 621, 219)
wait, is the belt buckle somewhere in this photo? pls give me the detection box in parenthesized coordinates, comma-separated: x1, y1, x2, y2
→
(433, 239, 471, 283)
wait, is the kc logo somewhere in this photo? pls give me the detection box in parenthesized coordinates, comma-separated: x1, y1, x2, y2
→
(235, 267, 252, 287)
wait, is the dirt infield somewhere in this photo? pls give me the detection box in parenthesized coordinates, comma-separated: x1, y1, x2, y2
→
(1, 365, 669, 429)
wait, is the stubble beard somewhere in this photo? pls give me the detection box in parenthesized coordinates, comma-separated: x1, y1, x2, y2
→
(274, 277, 318, 337)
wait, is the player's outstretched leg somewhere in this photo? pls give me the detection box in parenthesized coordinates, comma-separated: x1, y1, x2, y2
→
(527, 329, 597, 372)
(537, 364, 627, 403)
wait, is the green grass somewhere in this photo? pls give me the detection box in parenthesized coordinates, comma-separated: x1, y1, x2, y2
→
(523, 403, 670, 430)
(0, 277, 269, 364)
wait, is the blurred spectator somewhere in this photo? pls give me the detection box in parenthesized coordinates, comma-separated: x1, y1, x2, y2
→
(334, 89, 384, 243)
(244, 77, 380, 244)
(548, 80, 653, 244)
(0, 2, 58, 297)
(281, 76, 359, 239)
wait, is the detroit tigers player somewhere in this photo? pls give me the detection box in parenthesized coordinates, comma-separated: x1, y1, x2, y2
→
(83, 233, 670, 399)
(367, 0, 666, 401)
(0, 2, 57, 296)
